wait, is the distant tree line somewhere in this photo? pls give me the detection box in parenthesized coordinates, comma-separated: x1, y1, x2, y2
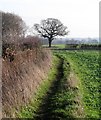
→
(65, 43, 101, 50)
(65, 39, 100, 50)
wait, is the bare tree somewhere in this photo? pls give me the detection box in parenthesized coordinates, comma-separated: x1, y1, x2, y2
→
(34, 18, 69, 47)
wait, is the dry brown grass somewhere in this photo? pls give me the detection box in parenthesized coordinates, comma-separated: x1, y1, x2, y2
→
(2, 48, 52, 117)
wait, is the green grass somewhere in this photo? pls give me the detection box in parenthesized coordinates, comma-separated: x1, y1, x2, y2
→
(16, 56, 61, 118)
(54, 50, 100, 118)
(16, 50, 100, 118)
(17, 53, 82, 119)
(34, 54, 82, 119)
(42, 44, 65, 49)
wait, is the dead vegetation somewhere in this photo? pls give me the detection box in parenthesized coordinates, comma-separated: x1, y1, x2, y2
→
(1, 11, 53, 117)
(2, 48, 52, 117)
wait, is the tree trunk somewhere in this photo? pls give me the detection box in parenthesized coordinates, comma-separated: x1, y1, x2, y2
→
(49, 40, 52, 47)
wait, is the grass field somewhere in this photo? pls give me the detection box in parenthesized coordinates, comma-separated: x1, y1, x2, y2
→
(42, 44, 65, 49)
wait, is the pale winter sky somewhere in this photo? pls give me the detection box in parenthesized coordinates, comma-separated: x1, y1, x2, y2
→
(0, 0, 100, 38)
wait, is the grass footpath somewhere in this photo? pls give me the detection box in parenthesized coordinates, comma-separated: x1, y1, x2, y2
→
(17, 55, 60, 118)
(17, 54, 84, 119)
(34, 55, 85, 119)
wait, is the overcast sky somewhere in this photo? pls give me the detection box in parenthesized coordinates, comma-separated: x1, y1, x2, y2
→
(0, 0, 100, 38)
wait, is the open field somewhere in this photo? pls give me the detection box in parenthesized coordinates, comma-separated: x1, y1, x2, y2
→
(17, 50, 100, 119)
(54, 50, 100, 118)
(42, 44, 65, 49)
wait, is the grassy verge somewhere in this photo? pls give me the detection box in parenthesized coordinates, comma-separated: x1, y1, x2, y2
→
(35, 52, 85, 119)
(17, 52, 85, 119)
(34, 55, 74, 119)
(16, 55, 60, 118)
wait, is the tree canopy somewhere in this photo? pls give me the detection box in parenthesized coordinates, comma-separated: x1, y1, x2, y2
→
(34, 18, 69, 47)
